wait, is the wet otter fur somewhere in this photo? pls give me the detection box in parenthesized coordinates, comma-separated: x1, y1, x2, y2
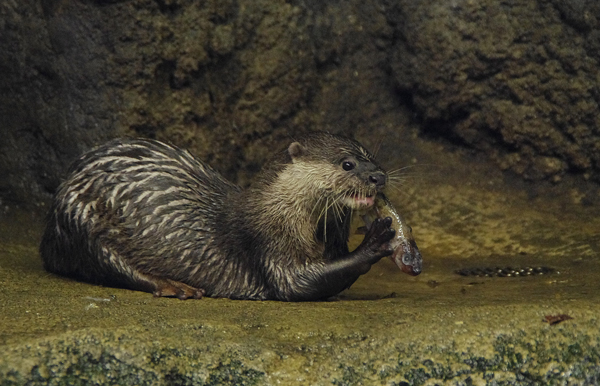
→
(40, 132, 395, 301)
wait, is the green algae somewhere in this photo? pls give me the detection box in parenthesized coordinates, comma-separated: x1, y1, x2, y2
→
(387, 330, 600, 385)
(1, 350, 265, 386)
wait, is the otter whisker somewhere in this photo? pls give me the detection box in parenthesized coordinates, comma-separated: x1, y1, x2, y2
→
(387, 175, 412, 182)
(387, 164, 427, 175)
(388, 164, 439, 182)
(387, 174, 421, 184)
(324, 196, 330, 242)
(385, 182, 411, 199)
(310, 193, 327, 220)
(321, 193, 345, 241)
(387, 177, 410, 189)
(315, 196, 328, 224)
(317, 194, 336, 242)
(323, 180, 340, 226)
(372, 138, 383, 158)
(386, 173, 420, 198)
(332, 195, 344, 223)
(329, 178, 343, 223)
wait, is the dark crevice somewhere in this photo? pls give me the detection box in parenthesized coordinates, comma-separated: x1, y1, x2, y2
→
(131, 124, 158, 139)
(208, 0, 239, 25)
(153, 0, 182, 14)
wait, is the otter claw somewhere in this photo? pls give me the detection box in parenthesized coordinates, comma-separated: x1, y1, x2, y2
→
(359, 217, 395, 259)
(371, 217, 395, 242)
(153, 279, 205, 299)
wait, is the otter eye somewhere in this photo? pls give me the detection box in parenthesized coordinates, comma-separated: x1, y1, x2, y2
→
(342, 161, 355, 171)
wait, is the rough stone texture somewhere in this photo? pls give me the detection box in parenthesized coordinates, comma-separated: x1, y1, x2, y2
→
(0, 0, 401, 207)
(0, 0, 104, 206)
(389, 0, 600, 182)
(1, 310, 599, 385)
(4, 0, 600, 210)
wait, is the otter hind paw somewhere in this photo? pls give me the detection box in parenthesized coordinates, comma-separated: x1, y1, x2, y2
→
(130, 271, 205, 299)
(152, 278, 205, 299)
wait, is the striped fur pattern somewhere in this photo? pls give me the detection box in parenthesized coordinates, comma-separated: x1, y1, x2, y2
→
(40, 133, 392, 301)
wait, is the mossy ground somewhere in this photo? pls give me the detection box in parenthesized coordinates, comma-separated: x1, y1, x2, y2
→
(1, 139, 599, 385)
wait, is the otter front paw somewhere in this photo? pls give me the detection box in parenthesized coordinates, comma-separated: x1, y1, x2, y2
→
(359, 217, 395, 263)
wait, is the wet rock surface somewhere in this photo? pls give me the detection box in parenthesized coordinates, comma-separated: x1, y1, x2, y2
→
(1, 140, 600, 384)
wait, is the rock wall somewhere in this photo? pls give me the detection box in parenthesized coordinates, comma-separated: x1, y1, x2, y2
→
(1, 0, 399, 208)
(389, 0, 600, 181)
(1, 0, 600, 208)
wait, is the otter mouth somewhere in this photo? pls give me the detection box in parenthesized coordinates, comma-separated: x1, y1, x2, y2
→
(344, 193, 375, 208)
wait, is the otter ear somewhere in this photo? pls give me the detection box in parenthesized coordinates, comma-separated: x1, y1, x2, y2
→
(288, 142, 306, 163)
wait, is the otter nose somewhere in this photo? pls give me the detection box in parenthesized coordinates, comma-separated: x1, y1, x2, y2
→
(368, 172, 386, 188)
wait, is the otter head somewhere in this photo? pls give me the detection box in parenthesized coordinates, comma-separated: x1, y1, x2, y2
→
(287, 133, 386, 211)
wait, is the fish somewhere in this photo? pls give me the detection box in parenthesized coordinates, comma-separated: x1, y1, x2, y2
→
(360, 193, 422, 276)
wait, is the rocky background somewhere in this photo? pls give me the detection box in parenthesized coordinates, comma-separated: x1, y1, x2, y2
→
(1, 0, 600, 209)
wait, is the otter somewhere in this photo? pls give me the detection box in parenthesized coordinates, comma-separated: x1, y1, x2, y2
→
(40, 132, 399, 301)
